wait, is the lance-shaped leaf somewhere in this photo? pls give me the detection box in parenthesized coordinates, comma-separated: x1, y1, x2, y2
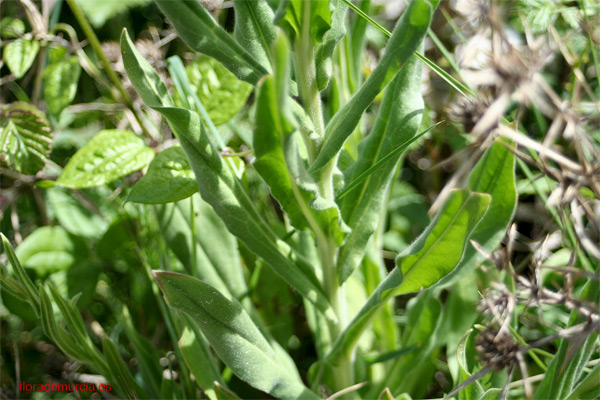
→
(337, 54, 424, 283)
(0, 102, 52, 175)
(233, 0, 276, 72)
(43, 56, 82, 116)
(121, 29, 334, 321)
(253, 34, 346, 245)
(57, 129, 154, 189)
(315, 0, 348, 90)
(128, 145, 198, 204)
(153, 271, 321, 400)
(154, 0, 268, 85)
(436, 139, 517, 287)
(3, 38, 39, 78)
(324, 189, 490, 365)
(310, 0, 437, 172)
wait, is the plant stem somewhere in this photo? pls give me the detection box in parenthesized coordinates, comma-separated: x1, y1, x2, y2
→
(65, 0, 153, 139)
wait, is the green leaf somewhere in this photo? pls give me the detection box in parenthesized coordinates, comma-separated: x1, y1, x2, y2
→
(436, 139, 517, 287)
(128, 145, 198, 204)
(279, 0, 331, 44)
(179, 314, 223, 400)
(48, 187, 109, 238)
(253, 35, 346, 244)
(121, 29, 335, 321)
(153, 271, 320, 400)
(310, 0, 436, 172)
(0, 17, 26, 38)
(74, 0, 152, 27)
(315, 0, 348, 90)
(173, 56, 253, 126)
(233, 0, 277, 71)
(456, 329, 485, 400)
(0, 102, 52, 175)
(1, 233, 40, 316)
(324, 189, 490, 365)
(154, 0, 268, 85)
(156, 195, 248, 301)
(56, 129, 154, 188)
(3, 38, 40, 78)
(336, 54, 424, 283)
(15, 226, 89, 276)
(43, 56, 82, 116)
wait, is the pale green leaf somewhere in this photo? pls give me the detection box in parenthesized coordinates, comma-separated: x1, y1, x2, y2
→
(315, 0, 348, 90)
(15, 226, 89, 276)
(75, 0, 152, 27)
(3, 38, 39, 78)
(173, 56, 253, 126)
(57, 129, 154, 188)
(0, 17, 26, 38)
(154, 0, 268, 84)
(43, 56, 82, 116)
(47, 187, 108, 238)
(233, 0, 276, 71)
(121, 29, 335, 321)
(310, 0, 436, 172)
(128, 145, 198, 204)
(153, 271, 320, 400)
(0, 102, 52, 175)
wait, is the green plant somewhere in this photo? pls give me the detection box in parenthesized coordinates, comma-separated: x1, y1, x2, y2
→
(1, 0, 598, 399)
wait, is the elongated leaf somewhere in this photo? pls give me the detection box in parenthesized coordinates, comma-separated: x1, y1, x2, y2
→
(128, 146, 198, 204)
(310, 0, 437, 172)
(154, 0, 268, 84)
(121, 29, 335, 321)
(57, 129, 154, 188)
(233, 0, 276, 71)
(1, 233, 39, 315)
(179, 314, 222, 400)
(456, 329, 485, 400)
(3, 38, 39, 78)
(253, 35, 346, 244)
(153, 271, 320, 400)
(173, 56, 253, 126)
(102, 337, 144, 399)
(337, 54, 424, 283)
(315, 0, 347, 90)
(43, 56, 82, 116)
(324, 189, 490, 364)
(0, 102, 52, 175)
(436, 140, 517, 287)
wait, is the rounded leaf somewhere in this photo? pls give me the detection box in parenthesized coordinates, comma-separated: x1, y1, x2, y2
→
(3, 38, 40, 78)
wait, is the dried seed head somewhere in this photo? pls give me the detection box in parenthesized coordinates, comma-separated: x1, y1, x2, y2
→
(449, 95, 490, 133)
(478, 288, 510, 317)
(475, 328, 519, 370)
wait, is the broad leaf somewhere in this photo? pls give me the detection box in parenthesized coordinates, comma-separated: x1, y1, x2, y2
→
(253, 34, 346, 244)
(154, 0, 268, 84)
(74, 0, 152, 27)
(324, 189, 490, 364)
(233, 0, 276, 72)
(310, 0, 437, 172)
(0, 17, 26, 38)
(57, 129, 154, 188)
(3, 38, 39, 78)
(15, 226, 88, 276)
(128, 145, 198, 204)
(47, 187, 108, 238)
(153, 271, 320, 400)
(173, 56, 253, 126)
(121, 29, 335, 321)
(43, 56, 82, 116)
(0, 102, 52, 175)
(337, 54, 424, 283)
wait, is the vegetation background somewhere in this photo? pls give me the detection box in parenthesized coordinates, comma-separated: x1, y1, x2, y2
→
(0, 0, 598, 399)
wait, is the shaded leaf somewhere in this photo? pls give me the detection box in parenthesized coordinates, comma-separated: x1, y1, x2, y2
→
(128, 145, 198, 204)
(48, 187, 108, 238)
(0, 102, 52, 175)
(57, 129, 154, 188)
(74, 0, 152, 27)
